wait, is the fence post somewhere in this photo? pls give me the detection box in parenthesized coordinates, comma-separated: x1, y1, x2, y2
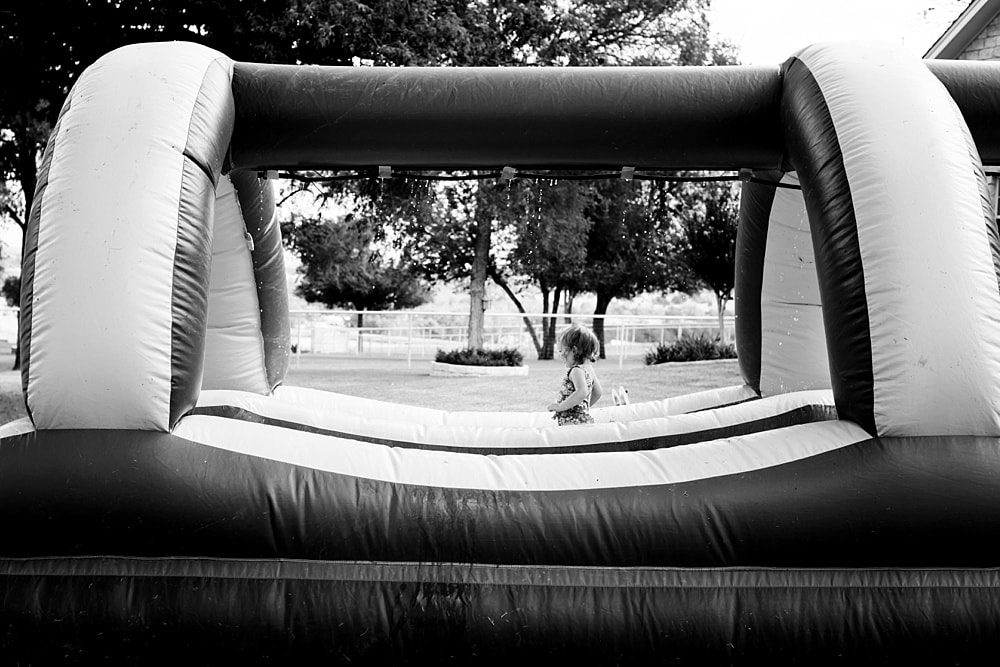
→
(618, 323, 625, 369)
(407, 312, 413, 369)
(295, 317, 302, 367)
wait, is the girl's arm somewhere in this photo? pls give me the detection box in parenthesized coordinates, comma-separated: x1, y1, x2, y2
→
(547, 367, 589, 412)
(590, 373, 603, 406)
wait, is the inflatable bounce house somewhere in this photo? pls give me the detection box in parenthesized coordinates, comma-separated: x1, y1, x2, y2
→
(3, 40, 1000, 662)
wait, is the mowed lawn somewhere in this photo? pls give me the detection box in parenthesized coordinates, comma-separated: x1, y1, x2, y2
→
(0, 352, 744, 424)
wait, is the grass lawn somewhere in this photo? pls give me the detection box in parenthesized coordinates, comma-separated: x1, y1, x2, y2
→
(0, 352, 745, 424)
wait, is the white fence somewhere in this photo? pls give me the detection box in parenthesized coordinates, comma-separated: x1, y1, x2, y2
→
(0, 308, 736, 366)
(290, 310, 735, 367)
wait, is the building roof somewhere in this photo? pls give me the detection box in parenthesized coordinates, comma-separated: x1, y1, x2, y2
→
(925, 0, 1000, 58)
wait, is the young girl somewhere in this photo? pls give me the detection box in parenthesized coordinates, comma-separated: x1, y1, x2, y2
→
(547, 324, 604, 425)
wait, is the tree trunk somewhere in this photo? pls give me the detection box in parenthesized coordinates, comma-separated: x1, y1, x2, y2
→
(467, 202, 491, 350)
(593, 292, 614, 359)
(716, 292, 728, 343)
(563, 290, 575, 325)
(538, 285, 551, 360)
(541, 286, 562, 360)
(489, 266, 542, 357)
(356, 312, 365, 354)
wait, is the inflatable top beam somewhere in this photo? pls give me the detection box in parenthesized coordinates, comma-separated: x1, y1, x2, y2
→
(229, 59, 1000, 170)
(22, 41, 1000, 436)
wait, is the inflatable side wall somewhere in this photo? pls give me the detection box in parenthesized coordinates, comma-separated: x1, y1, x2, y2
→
(780, 42, 1000, 436)
(736, 170, 829, 396)
(203, 171, 288, 394)
(21, 44, 290, 430)
(21, 43, 235, 430)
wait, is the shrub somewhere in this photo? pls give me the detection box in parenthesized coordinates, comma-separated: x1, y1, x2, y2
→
(644, 333, 737, 364)
(435, 347, 524, 367)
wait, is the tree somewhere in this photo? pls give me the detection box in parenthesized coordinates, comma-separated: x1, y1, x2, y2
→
(380, 176, 523, 352)
(271, 0, 563, 351)
(2, 0, 555, 361)
(580, 179, 691, 358)
(672, 181, 740, 341)
(0, 0, 309, 370)
(490, 6, 739, 358)
(3, 0, 739, 366)
(299, 0, 735, 353)
(1, 276, 19, 309)
(281, 214, 430, 341)
(505, 178, 590, 359)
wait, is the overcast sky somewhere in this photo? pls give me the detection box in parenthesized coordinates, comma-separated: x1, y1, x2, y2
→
(708, 0, 970, 64)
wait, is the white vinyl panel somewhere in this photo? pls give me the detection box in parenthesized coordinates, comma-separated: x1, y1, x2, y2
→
(202, 176, 268, 393)
(799, 43, 1000, 436)
(197, 388, 834, 449)
(591, 383, 759, 421)
(172, 416, 869, 491)
(29, 45, 223, 429)
(759, 172, 830, 395)
(271, 383, 758, 428)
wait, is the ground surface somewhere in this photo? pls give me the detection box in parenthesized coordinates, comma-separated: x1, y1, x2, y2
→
(0, 352, 744, 423)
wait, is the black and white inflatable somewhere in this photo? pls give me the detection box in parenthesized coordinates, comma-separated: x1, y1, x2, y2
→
(3, 40, 1000, 662)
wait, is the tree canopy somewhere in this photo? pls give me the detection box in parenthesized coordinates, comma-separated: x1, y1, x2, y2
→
(671, 180, 740, 341)
(1, 0, 741, 363)
(281, 213, 429, 330)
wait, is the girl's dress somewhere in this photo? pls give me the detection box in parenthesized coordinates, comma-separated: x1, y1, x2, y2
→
(553, 364, 595, 425)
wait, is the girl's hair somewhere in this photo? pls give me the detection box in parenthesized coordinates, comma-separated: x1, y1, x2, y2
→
(557, 324, 600, 364)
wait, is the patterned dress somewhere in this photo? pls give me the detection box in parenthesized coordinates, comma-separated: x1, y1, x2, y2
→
(553, 364, 595, 425)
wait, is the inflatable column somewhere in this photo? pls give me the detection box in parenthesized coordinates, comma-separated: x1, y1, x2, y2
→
(781, 42, 1000, 436)
(203, 171, 289, 394)
(21, 43, 235, 431)
(736, 170, 830, 396)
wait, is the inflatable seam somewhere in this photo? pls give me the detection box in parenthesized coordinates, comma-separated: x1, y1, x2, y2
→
(186, 404, 839, 455)
(180, 56, 234, 188)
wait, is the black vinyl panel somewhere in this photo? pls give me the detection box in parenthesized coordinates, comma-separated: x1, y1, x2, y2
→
(734, 170, 783, 393)
(169, 160, 215, 429)
(926, 59, 1000, 165)
(229, 170, 290, 391)
(225, 60, 1000, 172)
(168, 58, 237, 428)
(229, 63, 785, 171)
(779, 58, 876, 435)
(20, 94, 74, 424)
(187, 403, 837, 454)
(1, 557, 999, 663)
(3, 430, 1000, 568)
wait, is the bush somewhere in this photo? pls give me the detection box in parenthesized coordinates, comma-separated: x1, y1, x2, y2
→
(644, 333, 737, 364)
(435, 347, 524, 367)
